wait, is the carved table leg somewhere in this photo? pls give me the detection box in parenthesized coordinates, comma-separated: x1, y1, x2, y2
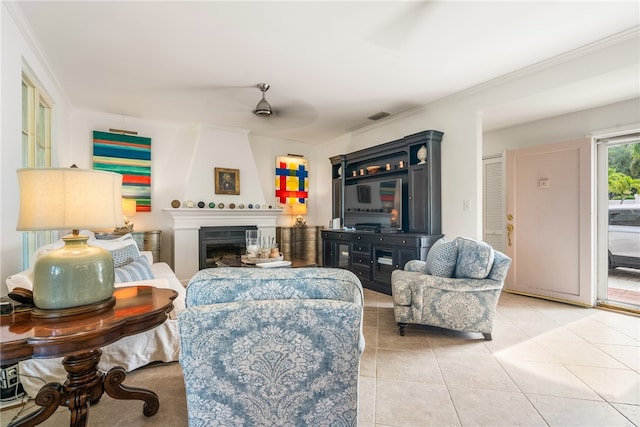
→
(8, 349, 103, 427)
(7, 349, 159, 427)
(7, 383, 63, 427)
(104, 366, 159, 416)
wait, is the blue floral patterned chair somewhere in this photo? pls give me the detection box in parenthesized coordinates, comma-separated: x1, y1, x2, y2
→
(391, 237, 511, 340)
(178, 267, 363, 426)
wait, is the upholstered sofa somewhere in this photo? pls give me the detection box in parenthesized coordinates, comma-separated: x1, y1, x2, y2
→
(391, 237, 511, 340)
(5, 232, 186, 397)
(179, 267, 363, 426)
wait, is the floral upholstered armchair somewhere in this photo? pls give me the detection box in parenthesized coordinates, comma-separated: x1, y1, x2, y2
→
(178, 268, 363, 426)
(391, 237, 511, 340)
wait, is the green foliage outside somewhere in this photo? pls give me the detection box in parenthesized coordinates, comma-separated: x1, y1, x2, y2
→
(609, 143, 640, 201)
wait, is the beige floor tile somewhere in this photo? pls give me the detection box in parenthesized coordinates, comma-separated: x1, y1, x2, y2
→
(428, 334, 493, 357)
(364, 307, 380, 327)
(359, 376, 376, 425)
(364, 324, 380, 349)
(360, 347, 378, 378)
(564, 317, 640, 346)
(437, 353, 520, 392)
(375, 379, 460, 426)
(537, 339, 629, 369)
(611, 402, 640, 426)
(489, 337, 558, 363)
(500, 360, 602, 400)
(449, 386, 546, 427)
(566, 364, 640, 405)
(595, 343, 640, 371)
(527, 394, 634, 427)
(376, 349, 443, 385)
(377, 328, 432, 352)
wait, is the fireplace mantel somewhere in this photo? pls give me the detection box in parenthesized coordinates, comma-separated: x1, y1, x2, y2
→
(164, 208, 283, 229)
(163, 208, 282, 284)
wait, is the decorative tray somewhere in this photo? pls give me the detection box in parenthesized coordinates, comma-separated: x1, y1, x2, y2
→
(241, 254, 284, 264)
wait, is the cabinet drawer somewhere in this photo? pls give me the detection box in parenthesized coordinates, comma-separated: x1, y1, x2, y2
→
(370, 235, 417, 248)
(321, 231, 352, 242)
(133, 232, 160, 251)
(350, 265, 371, 281)
(351, 253, 371, 266)
(351, 242, 370, 253)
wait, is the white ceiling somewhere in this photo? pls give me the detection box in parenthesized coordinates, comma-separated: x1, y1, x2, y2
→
(14, 1, 640, 144)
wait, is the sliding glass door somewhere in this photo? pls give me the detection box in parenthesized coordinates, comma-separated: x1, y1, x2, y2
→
(596, 133, 640, 312)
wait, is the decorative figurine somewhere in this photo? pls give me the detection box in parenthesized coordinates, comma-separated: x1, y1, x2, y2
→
(417, 145, 428, 164)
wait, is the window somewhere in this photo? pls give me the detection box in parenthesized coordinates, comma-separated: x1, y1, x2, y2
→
(22, 71, 53, 268)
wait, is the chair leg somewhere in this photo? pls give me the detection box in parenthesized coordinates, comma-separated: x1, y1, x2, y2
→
(482, 333, 492, 341)
(398, 323, 407, 336)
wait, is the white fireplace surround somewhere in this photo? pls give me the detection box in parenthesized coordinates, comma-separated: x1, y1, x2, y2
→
(164, 208, 282, 284)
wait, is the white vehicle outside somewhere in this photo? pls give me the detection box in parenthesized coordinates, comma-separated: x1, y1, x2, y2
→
(609, 203, 640, 269)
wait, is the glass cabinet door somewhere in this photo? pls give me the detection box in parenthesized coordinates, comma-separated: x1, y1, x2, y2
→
(337, 242, 350, 268)
(373, 247, 394, 284)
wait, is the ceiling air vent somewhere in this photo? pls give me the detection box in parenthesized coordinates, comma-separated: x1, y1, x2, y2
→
(367, 111, 390, 121)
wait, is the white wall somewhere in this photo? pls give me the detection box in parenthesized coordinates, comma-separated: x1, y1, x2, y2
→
(1, 3, 71, 294)
(484, 98, 640, 155)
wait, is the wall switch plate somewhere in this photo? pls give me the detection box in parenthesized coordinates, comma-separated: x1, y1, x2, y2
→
(463, 200, 471, 212)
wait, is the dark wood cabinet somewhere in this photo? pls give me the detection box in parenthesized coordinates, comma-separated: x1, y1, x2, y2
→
(325, 130, 444, 294)
(321, 230, 441, 294)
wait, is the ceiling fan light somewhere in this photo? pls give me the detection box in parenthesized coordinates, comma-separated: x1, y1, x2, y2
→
(254, 98, 272, 117)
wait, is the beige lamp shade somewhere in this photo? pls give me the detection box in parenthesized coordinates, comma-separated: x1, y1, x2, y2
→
(122, 198, 137, 217)
(17, 168, 125, 231)
(286, 203, 307, 216)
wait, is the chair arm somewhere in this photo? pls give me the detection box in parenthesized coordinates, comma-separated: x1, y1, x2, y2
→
(404, 260, 427, 272)
(409, 274, 505, 292)
(487, 250, 512, 282)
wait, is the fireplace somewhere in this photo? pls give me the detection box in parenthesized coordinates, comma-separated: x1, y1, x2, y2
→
(199, 226, 257, 269)
(164, 207, 281, 284)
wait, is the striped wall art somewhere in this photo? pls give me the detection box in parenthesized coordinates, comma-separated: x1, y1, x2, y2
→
(92, 130, 152, 212)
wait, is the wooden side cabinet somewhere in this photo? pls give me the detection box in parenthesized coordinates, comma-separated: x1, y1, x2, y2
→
(94, 230, 162, 262)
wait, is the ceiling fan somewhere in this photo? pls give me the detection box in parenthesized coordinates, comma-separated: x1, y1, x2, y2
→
(253, 83, 273, 117)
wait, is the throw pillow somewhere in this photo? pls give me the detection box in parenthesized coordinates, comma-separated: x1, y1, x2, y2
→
(110, 244, 140, 268)
(114, 256, 154, 283)
(425, 238, 458, 277)
(454, 237, 495, 279)
(6, 271, 34, 291)
(89, 233, 136, 250)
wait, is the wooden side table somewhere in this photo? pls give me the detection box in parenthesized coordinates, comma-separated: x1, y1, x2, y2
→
(0, 286, 177, 427)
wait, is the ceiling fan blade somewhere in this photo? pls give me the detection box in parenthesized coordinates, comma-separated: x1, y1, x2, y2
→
(367, 2, 432, 49)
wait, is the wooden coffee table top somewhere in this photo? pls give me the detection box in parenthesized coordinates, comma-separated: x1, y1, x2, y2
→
(0, 285, 177, 365)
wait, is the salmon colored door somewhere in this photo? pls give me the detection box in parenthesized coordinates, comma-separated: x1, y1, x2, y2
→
(504, 138, 592, 306)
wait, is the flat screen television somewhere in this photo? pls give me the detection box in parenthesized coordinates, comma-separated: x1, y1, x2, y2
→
(343, 178, 403, 232)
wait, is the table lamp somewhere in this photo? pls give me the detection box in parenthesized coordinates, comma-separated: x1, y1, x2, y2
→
(116, 198, 136, 232)
(16, 167, 125, 316)
(287, 203, 307, 228)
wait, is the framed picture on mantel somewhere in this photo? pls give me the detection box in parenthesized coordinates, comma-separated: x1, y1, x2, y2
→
(215, 167, 240, 195)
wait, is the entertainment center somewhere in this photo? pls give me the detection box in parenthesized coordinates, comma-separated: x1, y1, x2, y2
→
(322, 129, 444, 294)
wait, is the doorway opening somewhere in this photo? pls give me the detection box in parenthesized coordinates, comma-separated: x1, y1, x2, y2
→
(596, 132, 640, 313)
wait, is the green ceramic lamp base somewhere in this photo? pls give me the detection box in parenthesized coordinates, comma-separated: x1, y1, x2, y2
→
(32, 233, 115, 311)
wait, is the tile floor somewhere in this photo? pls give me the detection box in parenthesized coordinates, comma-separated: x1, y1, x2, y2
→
(2, 290, 639, 426)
